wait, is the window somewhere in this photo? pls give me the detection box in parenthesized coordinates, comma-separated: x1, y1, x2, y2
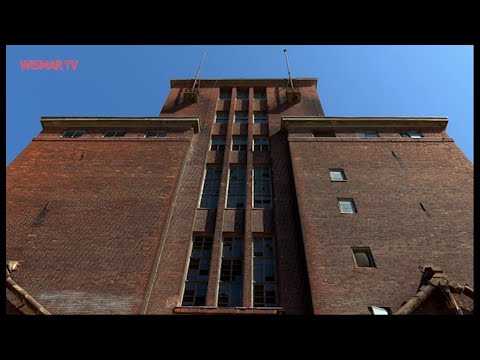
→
(253, 236, 277, 307)
(400, 130, 423, 139)
(253, 111, 268, 124)
(103, 130, 126, 137)
(338, 198, 356, 213)
(253, 167, 272, 209)
(232, 136, 248, 151)
(368, 306, 391, 315)
(218, 236, 243, 307)
(352, 247, 375, 267)
(356, 131, 379, 138)
(313, 130, 336, 137)
(253, 137, 270, 151)
(254, 89, 266, 100)
(200, 166, 222, 208)
(234, 111, 248, 124)
(145, 130, 166, 138)
(182, 236, 213, 306)
(226, 166, 246, 208)
(210, 137, 226, 151)
(216, 111, 229, 124)
(61, 130, 84, 138)
(219, 89, 231, 100)
(329, 169, 346, 181)
(236, 89, 249, 100)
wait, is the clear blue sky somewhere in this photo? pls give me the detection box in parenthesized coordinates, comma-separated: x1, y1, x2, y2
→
(6, 45, 473, 165)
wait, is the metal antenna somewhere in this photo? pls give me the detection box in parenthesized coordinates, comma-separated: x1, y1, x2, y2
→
(191, 50, 206, 92)
(283, 49, 295, 91)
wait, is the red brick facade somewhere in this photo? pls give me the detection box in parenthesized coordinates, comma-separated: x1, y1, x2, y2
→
(6, 79, 473, 315)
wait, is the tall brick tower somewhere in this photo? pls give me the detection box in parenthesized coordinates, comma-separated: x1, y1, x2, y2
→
(6, 78, 473, 315)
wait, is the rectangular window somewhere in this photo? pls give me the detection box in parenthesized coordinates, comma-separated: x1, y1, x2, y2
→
(218, 236, 244, 307)
(226, 166, 246, 208)
(338, 198, 356, 213)
(216, 111, 229, 124)
(210, 137, 226, 151)
(356, 131, 379, 138)
(253, 137, 270, 151)
(329, 169, 346, 181)
(145, 130, 166, 138)
(352, 247, 375, 267)
(400, 130, 423, 139)
(313, 130, 336, 137)
(232, 136, 248, 151)
(253, 236, 277, 307)
(253, 111, 268, 124)
(61, 130, 84, 138)
(236, 89, 249, 100)
(200, 165, 222, 208)
(253, 167, 272, 209)
(103, 130, 126, 137)
(182, 236, 213, 306)
(234, 111, 248, 124)
(219, 89, 231, 100)
(253, 89, 266, 100)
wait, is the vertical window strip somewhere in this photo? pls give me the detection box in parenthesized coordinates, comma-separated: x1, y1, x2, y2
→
(218, 236, 244, 307)
(200, 166, 222, 208)
(227, 166, 246, 208)
(253, 236, 277, 307)
(253, 167, 272, 208)
(182, 236, 213, 306)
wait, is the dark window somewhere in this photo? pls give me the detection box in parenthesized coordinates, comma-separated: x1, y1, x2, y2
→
(234, 111, 248, 124)
(329, 169, 346, 181)
(216, 111, 229, 123)
(313, 130, 335, 137)
(226, 166, 246, 208)
(61, 130, 85, 138)
(232, 136, 247, 151)
(400, 130, 423, 139)
(210, 137, 226, 151)
(253, 137, 270, 151)
(236, 89, 249, 100)
(356, 131, 379, 138)
(253, 167, 272, 209)
(103, 130, 126, 137)
(352, 247, 375, 267)
(218, 236, 243, 307)
(253, 236, 277, 307)
(253, 89, 266, 100)
(338, 198, 356, 213)
(200, 166, 222, 208)
(253, 111, 268, 124)
(182, 236, 213, 306)
(145, 130, 167, 138)
(219, 89, 231, 100)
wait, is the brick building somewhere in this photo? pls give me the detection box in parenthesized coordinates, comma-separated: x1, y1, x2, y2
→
(6, 78, 473, 315)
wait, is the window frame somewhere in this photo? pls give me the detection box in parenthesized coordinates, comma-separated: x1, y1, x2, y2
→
(356, 131, 379, 138)
(218, 236, 244, 307)
(253, 167, 272, 209)
(253, 111, 268, 124)
(352, 247, 376, 268)
(144, 130, 167, 138)
(199, 165, 222, 209)
(236, 89, 249, 100)
(253, 137, 270, 152)
(234, 111, 248, 124)
(210, 136, 226, 151)
(329, 168, 346, 182)
(400, 130, 423, 139)
(226, 165, 246, 209)
(215, 111, 229, 124)
(253, 235, 277, 307)
(103, 130, 126, 138)
(338, 198, 356, 214)
(61, 130, 85, 138)
(232, 136, 248, 151)
(219, 89, 231, 101)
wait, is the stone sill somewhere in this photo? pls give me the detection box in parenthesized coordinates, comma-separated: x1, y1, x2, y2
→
(288, 137, 453, 143)
(173, 306, 285, 315)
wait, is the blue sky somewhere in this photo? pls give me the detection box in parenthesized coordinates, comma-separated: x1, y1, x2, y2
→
(6, 45, 473, 165)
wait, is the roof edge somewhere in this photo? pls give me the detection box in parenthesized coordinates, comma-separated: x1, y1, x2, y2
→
(170, 78, 318, 88)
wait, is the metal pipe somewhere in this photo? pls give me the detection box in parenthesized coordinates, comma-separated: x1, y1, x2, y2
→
(463, 285, 474, 300)
(191, 50, 206, 92)
(393, 284, 436, 315)
(6, 270, 51, 315)
(283, 49, 295, 91)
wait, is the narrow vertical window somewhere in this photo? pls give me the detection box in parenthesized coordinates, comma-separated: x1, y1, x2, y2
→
(236, 89, 249, 100)
(226, 166, 246, 208)
(182, 236, 213, 306)
(253, 167, 272, 209)
(200, 165, 222, 208)
(218, 236, 243, 307)
(253, 236, 277, 307)
(234, 111, 248, 123)
(219, 89, 231, 100)
(232, 136, 248, 151)
(216, 111, 229, 123)
(210, 137, 226, 151)
(253, 88, 266, 100)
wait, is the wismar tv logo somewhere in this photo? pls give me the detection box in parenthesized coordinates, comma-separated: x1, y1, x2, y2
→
(20, 60, 79, 71)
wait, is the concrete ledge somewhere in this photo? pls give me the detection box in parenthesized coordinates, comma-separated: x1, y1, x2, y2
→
(171, 78, 317, 88)
(172, 306, 286, 315)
